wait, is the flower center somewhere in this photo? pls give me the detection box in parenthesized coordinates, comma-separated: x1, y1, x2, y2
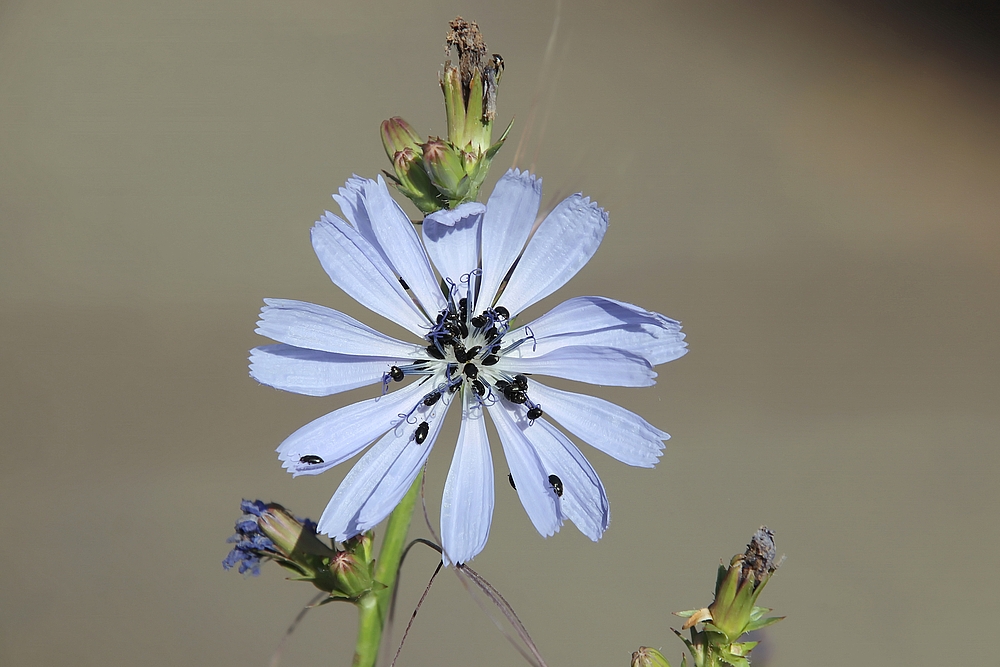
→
(380, 289, 543, 432)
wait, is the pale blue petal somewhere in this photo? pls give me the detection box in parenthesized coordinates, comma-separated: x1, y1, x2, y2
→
(364, 177, 448, 317)
(422, 202, 485, 285)
(440, 392, 494, 565)
(498, 345, 656, 387)
(317, 398, 452, 540)
(527, 381, 668, 467)
(276, 380, 429, 476)
(487, 402, 562, 537)
(529, 419, 610, 541)
(249, 344, 396, 396)
(311, 214, 428, 336)
(256, 299, 424, 358)
(477, 169, 542, 310)
(332, 176, 382, 245)
(332, 177, 375, 234)
(506, 296, 687, 366)
(500, 195, 608, 316)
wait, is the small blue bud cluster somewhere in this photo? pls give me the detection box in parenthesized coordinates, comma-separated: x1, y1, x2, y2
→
(223, 500, 273, 576)
(222, 500, 324, 577)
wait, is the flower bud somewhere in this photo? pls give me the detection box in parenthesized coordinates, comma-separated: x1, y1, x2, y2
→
(223, 500, 378, 601)
(381, 117, 423, 161)
(380, 19, 511, 213)
(223, 500, 332, 576)
(344, 530, 375, 563)
(632, 646, 672, 667)
(329, 550, 375, 599)
(391, 147, 446, 214)
(421, 138, 469, 202)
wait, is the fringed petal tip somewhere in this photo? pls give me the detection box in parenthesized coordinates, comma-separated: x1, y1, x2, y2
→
(502, 167, 542, 191)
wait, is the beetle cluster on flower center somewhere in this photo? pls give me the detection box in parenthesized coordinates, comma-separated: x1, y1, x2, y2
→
(381, 286, 544, 445)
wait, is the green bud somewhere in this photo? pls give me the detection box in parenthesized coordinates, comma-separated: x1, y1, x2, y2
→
(379, 18, 509, 213)
(224, 500, 380, 602)
(330, 550, 374, 600)
(421, 138, 469, 202)
(256, 503, 337, 566)
(225, 500, 336, 585)
(342, 530, 374, 563)
(632, 647, 672, 667)
(390, 147, 446, 213)
(381, 117, 423, 161)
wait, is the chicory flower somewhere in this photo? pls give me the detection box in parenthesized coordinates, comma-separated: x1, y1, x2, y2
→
(250, 169, 686, 565)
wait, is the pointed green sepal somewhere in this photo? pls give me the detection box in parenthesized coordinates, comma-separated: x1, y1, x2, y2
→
(744, 615, 784, 633)
(440, 65, 467, 149)
(484, 117, 513, 160)
(462, 68, 489, 153)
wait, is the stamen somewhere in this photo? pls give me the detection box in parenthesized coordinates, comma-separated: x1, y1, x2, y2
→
(398, 409, 420, 426)
(459, 269, 480, 321)
(444, 277, 459, 302)
(502, 325, 537, 353)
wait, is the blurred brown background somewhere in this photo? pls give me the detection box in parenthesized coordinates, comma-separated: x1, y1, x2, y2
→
(2, 1, 998, 665)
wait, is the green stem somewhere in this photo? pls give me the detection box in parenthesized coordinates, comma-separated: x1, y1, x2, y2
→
(352, 594, 381, 667)
(351, 471, 424, 667)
